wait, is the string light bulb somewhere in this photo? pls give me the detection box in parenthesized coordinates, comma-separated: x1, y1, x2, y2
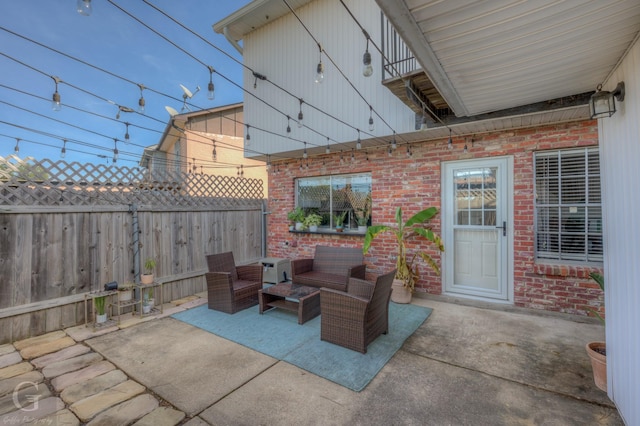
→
(447, 129, 453, 150)
(406, 144, 413, 157)
(61, 140, 67, 159)
(362, 38, 373, 77)
(77, 0, 92, 16)
(212, 141, 217, 161)
(14, 138, 20, 154)
(112, 139, 119, 163)
(266, 155, 271, 171)
(388, 142, 393, 157)
(124, 122, 130, 144)
(245, 125, 251, 145)
(351, 149, 355, 162)
(286, 116, 291, 135)
(463, 142, 468, 153)
(391, 132, 397, 150)
(51, 76, 62, 111)
(303, 142, 308, 159)
(207, 66, 215, 100)
(368, 106, 374, 131)
(297, 99, 304, 128)
(326, 137, 331, 154)
(356, 130, 362, 149)
(315, 45, 324, 84)
(137, 83, 145, 113)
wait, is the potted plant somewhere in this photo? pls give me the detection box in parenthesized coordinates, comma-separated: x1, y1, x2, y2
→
(585, 271, 607, 392)
(334, 211, 347, 232)
(94, 295, 108, 324)
(363, 206, 444, 303)
(141, 257, 156, 285)
(288, 207, 305, 231)
(303, 213, 323, 232)
(118, 281, 135, 303)
(355, 194, 371, 233)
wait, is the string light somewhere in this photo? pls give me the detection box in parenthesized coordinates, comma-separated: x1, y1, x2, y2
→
(326, 137, 331, 154)
(207, 65, 215, 100)
(368, 105, 374, 131)
(303, 141, 308, 159)
(51, 76, 62, 111)
(212, 140, 217, 161)
(137, 83, 145, 113)
(388, 142, 393, 157)
(448, 129, 453, 150)
(124, 122, 130, 144)
(351, 149, 355, 162)
(112, 139, 118, 163)
(406, 144, 412, 157)
(340, 150, 344, 164)
(61, 139, 67, 158)
(266, 155, 271, 171)
(356, 130, 361, 149)
(245, 125, 251, 145)
(286, 116, 291, 135)
(391, 131, 397, 150)
(14, 138, 20, 154)
(297, 99, 304, 128)
(362, 37, 373, 77)
(315, 44, 324, 84)
(463, 142, 468, 153)
(192, 157, 197, 173)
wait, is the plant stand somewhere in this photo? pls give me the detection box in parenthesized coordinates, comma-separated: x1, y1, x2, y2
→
(84, 290, 119, 329)
(137, 282, 163, 317)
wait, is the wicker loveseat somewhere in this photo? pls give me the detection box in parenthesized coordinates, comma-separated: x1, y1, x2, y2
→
(290, 245, 366, 292)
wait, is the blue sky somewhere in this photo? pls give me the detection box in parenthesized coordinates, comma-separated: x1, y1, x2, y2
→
(0, 0, 251, 167)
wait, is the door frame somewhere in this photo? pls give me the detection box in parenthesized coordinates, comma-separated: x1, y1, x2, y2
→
(441, 156, 514, 304)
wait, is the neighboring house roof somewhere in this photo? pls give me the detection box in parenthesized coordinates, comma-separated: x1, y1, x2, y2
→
(215, 0, 640, 125)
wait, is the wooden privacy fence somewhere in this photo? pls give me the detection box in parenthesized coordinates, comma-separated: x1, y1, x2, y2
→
(0, 156, 265, 344)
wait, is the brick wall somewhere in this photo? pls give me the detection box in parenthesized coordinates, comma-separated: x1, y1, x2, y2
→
(266, 120, 604, 318)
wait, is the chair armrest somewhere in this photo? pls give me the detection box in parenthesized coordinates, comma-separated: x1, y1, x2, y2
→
(347, 278, 374, 300)
(320, 287, 368, 320)
(236, 264, 263, 282)
(206, 271, 232, 289)
(291, 258, 314, 277)
(347, 264, 366, 280)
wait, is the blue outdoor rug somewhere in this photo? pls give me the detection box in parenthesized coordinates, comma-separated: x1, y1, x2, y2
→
(172, 302, 432, 392)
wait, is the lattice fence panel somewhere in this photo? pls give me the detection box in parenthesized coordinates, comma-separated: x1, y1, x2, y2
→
(0, 156, 264, 207)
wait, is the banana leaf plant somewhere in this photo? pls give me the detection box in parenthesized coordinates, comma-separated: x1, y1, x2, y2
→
(363, 207, 444, 292)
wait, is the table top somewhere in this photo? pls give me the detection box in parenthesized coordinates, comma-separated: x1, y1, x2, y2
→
(261, 282, 319, 301)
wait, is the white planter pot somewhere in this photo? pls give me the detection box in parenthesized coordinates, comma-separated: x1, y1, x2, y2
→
(142, 304, 151, 314)
(96, 313, 108, 324)
(289, 225, 295, 231)
(147, 298, 155, 309)
(390, 279, 412, 304)
(358, 225, 368, 233)
(295, 222, 304, 231)
(309, 225, 318, 232)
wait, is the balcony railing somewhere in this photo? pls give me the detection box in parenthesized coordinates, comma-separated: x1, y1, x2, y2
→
(381, 12, 420, 80)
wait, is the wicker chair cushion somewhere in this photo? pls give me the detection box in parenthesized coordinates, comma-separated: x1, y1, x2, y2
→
(293, 270, 350, 291)
(312, 246, 364, 276)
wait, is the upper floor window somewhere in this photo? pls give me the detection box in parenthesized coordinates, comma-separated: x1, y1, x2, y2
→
(534, 148, 602, 263)
(295, 173, 372, 231)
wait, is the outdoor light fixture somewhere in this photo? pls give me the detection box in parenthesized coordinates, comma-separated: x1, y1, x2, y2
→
(137, 83, 145, 113)
(286, 116, 291, 135)
(245, 125, 251, 145)
(326, 138, 331, 154)
(14, 138, 19, 154)
(368, 106, 374, 131)
(589, 82, 625, 119)
(391, 132, 397, 150)
(387, 143, 393, 157)
(61, 140, 67, 159)
(253, 71, 266, 89)
(51, 76, 62, 111)
(356, 130, 362, 150)
(303, 142, 308, 159)
(297, 99, 304, 128)
(77, 0, 92, 16)
(447, 129, 453, 150)
(212, 141, 217, 161)
(406, 144, 413, 157)
(207, 66, 215, 100)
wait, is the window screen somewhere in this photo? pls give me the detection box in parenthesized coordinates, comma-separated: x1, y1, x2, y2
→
(535, 148, 602, 263)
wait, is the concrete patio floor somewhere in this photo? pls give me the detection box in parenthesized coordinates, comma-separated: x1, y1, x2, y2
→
(0, 293, 623, 425)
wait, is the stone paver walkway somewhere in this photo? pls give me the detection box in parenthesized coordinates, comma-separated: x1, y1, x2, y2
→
(0, 295, 206, 425)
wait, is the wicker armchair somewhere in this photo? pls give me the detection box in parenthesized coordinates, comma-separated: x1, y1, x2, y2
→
(320, 269, 397, 353)
(206, 252, 263, 314)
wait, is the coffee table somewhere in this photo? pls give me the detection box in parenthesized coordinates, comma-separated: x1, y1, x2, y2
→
(258, 282, 320, 324)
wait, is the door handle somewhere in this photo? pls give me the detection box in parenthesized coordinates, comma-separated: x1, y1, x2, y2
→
(496, 221, 506, 236)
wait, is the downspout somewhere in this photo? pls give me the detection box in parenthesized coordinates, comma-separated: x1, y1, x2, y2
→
(223, 26, 243, 55)
(262, 200, 271, 258)
(130, 203, 141, 302)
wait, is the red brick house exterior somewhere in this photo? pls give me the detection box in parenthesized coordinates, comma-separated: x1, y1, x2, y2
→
(267, 121, 603, 317)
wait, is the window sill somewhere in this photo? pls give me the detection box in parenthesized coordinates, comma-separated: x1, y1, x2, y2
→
(533, 262, 601, 279)
(289, 229, 365, 236)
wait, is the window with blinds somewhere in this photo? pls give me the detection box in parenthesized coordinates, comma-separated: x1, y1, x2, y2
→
(534, 148, 602, 263)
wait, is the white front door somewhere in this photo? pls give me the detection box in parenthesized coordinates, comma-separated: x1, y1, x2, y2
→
(443, 158, 513, 302)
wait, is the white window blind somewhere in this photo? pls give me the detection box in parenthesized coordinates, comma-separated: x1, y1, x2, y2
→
(535, 148, 602, 263)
